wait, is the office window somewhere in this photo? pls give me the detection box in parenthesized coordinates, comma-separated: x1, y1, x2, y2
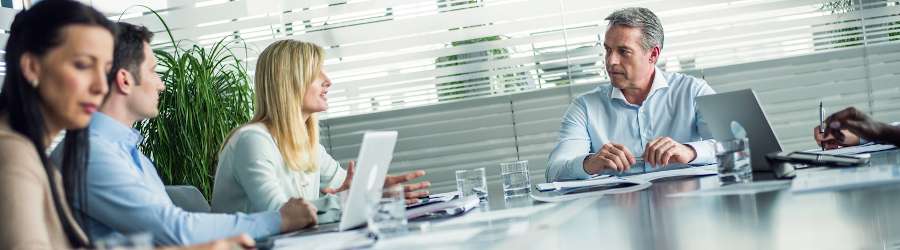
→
(0, 0, 898, 118)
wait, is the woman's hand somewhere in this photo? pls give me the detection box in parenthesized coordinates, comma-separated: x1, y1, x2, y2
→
(384, 170, 430, 205)
(321, 160, 430, 204)
(321, 161, 355, 194)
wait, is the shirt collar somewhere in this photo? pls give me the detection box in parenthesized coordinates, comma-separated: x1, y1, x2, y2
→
(90, 112, 143, 147)
(610, 66, 669, 102)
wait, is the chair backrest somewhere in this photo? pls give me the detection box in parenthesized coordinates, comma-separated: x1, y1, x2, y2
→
(165, 185, 211, 212)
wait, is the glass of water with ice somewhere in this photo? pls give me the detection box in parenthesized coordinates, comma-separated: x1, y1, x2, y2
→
(455, 168, 488, 201)
(500, 160, 531, 198)
(716, 137, 752, 184)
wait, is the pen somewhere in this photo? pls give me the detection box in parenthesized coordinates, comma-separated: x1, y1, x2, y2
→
(819, 101, 825, 151)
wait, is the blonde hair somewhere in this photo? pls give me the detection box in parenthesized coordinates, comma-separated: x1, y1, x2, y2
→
(246, 40, 324, 172)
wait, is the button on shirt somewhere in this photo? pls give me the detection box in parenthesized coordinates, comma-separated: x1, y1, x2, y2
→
(546, 67, 717, 181)
(51, 113, 282, 245)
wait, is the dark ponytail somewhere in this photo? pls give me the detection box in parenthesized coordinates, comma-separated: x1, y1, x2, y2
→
(0, 0, 114, 247)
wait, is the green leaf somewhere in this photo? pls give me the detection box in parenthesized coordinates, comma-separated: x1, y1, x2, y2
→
(133, 9, 255, 200)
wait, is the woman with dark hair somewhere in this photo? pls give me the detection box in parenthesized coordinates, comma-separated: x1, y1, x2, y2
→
(0, 1, 254, 249)
(0, 0, 114, 248)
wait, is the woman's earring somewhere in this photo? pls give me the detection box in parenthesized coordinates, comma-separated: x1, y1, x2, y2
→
(30, 79, 39, 88)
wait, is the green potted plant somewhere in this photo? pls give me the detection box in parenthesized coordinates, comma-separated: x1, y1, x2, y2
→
(134, 10, 254, 199)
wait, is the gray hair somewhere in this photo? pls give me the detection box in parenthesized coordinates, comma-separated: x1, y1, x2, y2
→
(605, 7, 664, 51)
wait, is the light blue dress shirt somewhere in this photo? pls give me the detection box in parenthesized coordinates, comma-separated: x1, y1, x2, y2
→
(546, 67, 717, 181)
(51, 113, 282, 245)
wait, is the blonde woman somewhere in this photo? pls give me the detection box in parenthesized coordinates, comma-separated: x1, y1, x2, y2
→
(211, 40, 430, 215)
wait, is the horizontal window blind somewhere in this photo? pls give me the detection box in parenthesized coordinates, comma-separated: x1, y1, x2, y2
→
(44, 0, 895, 118)
(0, 0, 897, 118)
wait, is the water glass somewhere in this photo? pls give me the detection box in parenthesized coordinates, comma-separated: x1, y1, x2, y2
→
(455, 168, 488, 200)
(95, 233, 153, 250)
(367, 184, 408, 237)
(716, 137, 752, 184)
(504, 194, 533, 209)
(500, 160, 531, 198)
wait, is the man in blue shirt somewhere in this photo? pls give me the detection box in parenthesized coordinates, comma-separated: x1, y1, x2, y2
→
(547, 7, 717, 181)
(52, 22, 317, 246)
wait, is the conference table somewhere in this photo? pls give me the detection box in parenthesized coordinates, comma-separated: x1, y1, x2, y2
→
(274, 149, 900, 250)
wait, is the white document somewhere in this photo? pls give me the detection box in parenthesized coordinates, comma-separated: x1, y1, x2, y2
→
(531, 181, 651, 203)
(805, 143, 897, 156)
(548, 176, 636, 190)
(624, 164, 719, 183)
(546, 164, 718, 190)
(273, 231, 373, 250)
(406, 195, 479, 219)
(532, 165, 718, 202)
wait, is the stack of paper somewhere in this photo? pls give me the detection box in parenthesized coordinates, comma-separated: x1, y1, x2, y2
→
(624, 164, 719, 182)
(532, 165, 718, 202)
(543, 164, 718, 191)
(406, 195, 479, 219)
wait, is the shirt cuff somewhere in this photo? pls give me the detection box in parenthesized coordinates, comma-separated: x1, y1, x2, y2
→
(859, 137, 870, 145)
(859, 122, 898, 144)
(685, 140, 716, 165)
(253, 210, 282, 238)
(567, 153, 594, 180)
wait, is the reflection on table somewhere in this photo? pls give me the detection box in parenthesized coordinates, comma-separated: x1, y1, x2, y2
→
(275, 149, 900, 250)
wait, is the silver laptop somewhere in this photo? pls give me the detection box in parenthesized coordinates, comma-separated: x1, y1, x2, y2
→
(258, 131, 398, 247)
(697, 89, 783, 172)
(337, 130, 398, 231)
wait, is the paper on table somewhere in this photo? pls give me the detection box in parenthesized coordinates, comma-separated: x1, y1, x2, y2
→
(273, 230, 372, 250)
(406, 195, 479, 219)
(405, 191, 457, 210)
(805, 143, 897, 156)
(548, 164, 718, 190)
(531, 181, 651, 203)
(531, 165, 717, 202)
(531, 164, 719, 202)
(624, 164, 719, 183)
(549, 176, 635, 190)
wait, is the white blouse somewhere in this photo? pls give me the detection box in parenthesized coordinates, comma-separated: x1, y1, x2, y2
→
(210, 123, 346, 213)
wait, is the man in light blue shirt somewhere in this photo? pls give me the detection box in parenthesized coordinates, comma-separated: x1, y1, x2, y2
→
(52, 22, 317, 246)
(547, 7, 716, 181)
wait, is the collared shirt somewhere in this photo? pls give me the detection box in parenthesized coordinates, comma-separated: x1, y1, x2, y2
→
(546, 67, 717, 181)
(51, 113, 281, 245)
